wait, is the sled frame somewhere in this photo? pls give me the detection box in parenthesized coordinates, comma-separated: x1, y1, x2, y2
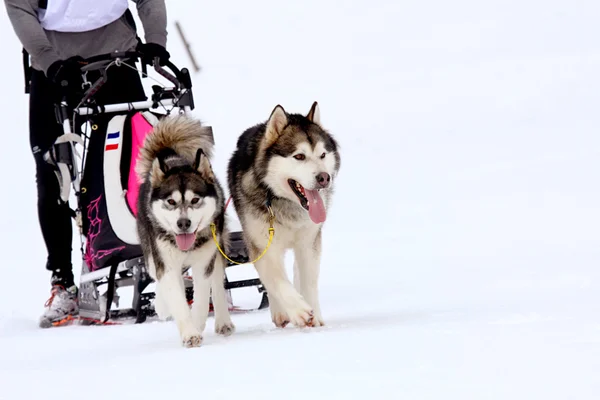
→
(53, 51, 269, 324)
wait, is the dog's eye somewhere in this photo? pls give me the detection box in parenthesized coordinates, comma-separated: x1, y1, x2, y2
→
(320, 152, 326, 159)
(167, 199, 177, 206)
(191, 197, 201, 205)
(293, 154, 305, 161)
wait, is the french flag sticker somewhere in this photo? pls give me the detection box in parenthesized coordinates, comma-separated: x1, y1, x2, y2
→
(105, 131, 120, 151)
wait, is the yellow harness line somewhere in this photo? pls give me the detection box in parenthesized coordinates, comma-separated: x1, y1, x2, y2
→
(210, 205, 275, 265)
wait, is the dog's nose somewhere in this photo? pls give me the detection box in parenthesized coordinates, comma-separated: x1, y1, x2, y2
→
(316, 172, 331, 188)
(177, 218, 191, 231)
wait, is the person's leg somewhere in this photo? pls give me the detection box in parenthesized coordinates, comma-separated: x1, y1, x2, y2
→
(30, 69, 79, 327)
(29, 69, 75, 287)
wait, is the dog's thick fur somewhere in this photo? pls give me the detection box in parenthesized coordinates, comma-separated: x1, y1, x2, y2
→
(227, 102, 340, 328)
(136, 114, 235, 347)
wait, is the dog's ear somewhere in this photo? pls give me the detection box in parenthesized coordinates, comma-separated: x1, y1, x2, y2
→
(306, 101, 321, 126)
(192, 148, 204, 171)
(264, 104, 288, 146)
(193, 148, 215, 183)
(150, 158, 165, 186)
(158, 156, 170, 174)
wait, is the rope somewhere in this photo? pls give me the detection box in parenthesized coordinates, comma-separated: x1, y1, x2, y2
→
(210, 205, 275, 265)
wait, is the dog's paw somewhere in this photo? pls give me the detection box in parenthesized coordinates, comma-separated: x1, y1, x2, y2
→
(271, 311, 290, 328)
(156, 309, 172, 321)
(181, 333, 203, 348)
(269, 298, 290, 328)
(285, 301, 315, 328)
(310, 314, 325, 328)
(215, 320, 235, 336)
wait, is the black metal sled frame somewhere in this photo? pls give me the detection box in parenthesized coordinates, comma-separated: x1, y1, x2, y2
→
(52, 51, 269, 325)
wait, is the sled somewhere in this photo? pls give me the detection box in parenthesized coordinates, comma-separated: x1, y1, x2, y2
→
(47, 51, 269, 325)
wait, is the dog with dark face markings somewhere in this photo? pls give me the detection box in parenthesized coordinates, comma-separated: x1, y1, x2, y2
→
(135, 114, 235, 347)
(227, 102, 341, 328)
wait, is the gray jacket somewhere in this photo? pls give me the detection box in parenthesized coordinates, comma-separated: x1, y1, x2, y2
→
(4, 0, 167, 74)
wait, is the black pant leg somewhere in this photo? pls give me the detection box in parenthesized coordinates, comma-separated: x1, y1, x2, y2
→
(29, 70, 75, 287)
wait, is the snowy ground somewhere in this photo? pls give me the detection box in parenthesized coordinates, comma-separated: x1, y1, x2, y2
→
(1, 0, 600, 399)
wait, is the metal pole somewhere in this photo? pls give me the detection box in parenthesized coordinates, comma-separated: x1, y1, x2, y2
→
(175, 21, 201, 73)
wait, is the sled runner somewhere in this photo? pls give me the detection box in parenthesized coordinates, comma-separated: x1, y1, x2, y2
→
(45, 51, 269, 325)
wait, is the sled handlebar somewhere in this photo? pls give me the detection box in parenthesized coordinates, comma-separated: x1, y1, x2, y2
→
(53, 51, 195, 125)
(77, 50, 192, 91)
(56, 50, 195, 116)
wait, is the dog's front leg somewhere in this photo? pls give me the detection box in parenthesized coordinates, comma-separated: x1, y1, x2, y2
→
(209, 254, 235, 336)
(251, 241, 314, 328)
(293, 229, 324, 326)
(159, 268, 202, 347)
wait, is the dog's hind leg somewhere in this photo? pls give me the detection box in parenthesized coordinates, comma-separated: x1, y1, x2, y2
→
(293, 229, 324, 327)
(265, 255, 290, 328)
(209, 254, 235, 336)
(158, 268, 202, 348)
(190, 262, 211, 335)
(146, 255, 171, 320)
(154, 281, 170, 320)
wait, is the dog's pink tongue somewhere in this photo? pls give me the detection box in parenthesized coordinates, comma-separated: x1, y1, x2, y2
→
(305, 189, 326, 224)
(175, 233, 196, 251)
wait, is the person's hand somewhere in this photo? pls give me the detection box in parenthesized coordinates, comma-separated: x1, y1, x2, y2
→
(137, 42, 170, 66)
(46, 56, 85, 100)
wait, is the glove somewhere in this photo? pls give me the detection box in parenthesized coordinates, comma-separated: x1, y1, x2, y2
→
(46, 56, 85, 101)
(136, 42, 170, 66)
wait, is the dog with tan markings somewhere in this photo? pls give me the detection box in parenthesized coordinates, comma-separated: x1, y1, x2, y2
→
(227, 102, 341, 328)
(136, 114, 235, 347)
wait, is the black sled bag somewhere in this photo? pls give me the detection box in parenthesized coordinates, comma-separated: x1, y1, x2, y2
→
(79, 110, 160, 272)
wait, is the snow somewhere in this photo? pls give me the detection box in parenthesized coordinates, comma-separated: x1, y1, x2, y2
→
(1, 0, 600, 398)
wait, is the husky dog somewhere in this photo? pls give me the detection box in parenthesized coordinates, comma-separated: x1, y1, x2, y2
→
(136, 114, 235, 347)
(227, 102, 340, 328)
